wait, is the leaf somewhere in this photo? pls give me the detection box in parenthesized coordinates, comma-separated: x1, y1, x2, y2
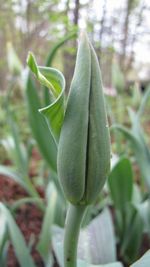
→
(108, 157, 133, 211)
(120, 204, 143, 263)
(112, 124, 150, 190)
(6, 108, 28, 176)
(0, 164, 42, 208)
(108, 158, 143, 262)
(0, 203, 36, 267)
(44, 32, 76, 107)
(137, 200, 150, 233)
(130, 250, 150, 267)
(37, 182, 57, 261)
(52, 208, 117, 265)
(25, 73, 57, 172)
(112, 62, 125, 92)
(46, 31, 77, 67)
(0, 209, 7, 255)
(0, 165, 27, 189)
(132, 184, 142, 206)
(112, 87, 150, 191)
(52, 227, 122, 267)
(27, 53, 65, 143)
(0, 242, 8, 267)
(7, 42, 23, 75)
(79, 208, 117, 264)
(11, 197, 44, 212)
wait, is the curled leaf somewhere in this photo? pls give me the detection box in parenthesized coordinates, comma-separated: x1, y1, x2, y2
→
(27, 52, 65, 144)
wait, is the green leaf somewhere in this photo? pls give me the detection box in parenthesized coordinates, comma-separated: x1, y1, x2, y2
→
(112, 124, 150, 190)
(130, 250, 150, 267)
(112, 62, 125, 92)
(0, 242, 8, 267)
(11, 197, 44, 212)
(44, 31, 76, 106)
(0, 165, 42, 207)
(137, 200, 150, 233)
(0, 165, 27, 189)
(108, 157, 133, 211)
(7, 42, 23, 75)
(6, 108, 28, 176)
(46, 31, 77, 67)
(25, 73, 57, 172)
(120, 204, 143, 263)
(27, 53, 65, 143)
(0, 210, 7, 255)
(112, 87, 150, 191)
(0, 203, 36, 267)
(132, 184, 142, 206)
(37, 182, 57, 261)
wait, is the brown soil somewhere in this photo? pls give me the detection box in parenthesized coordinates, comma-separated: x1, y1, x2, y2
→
(0, 174, 45, 267)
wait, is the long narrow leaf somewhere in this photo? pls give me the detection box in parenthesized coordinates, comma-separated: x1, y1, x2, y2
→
(0, 165, 27, 189)
(25, 74, 57, 172)
(120, 204, 143, 263)
(112, 124, 150, 190)
(46, 32, 77, 67)
(108, 157, 133, 211)
(0, 203, 36, 267)
(0, 165, 42, 208)
(37, 182, 57, 261)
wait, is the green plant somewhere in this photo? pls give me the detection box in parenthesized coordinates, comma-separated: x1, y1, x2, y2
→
(112, 86, 150, 190)
(25, 32, 76, 173)
(108, 157, 143, 263)
(0, 30, 150, 267)
(25, 32, 77, 215)
(27, 32, 110, 267)
(112, 86, 150, 239)
(0, 106, 42, 204)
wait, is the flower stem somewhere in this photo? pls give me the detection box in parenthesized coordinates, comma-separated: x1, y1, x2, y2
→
(64, 203, 87, 267)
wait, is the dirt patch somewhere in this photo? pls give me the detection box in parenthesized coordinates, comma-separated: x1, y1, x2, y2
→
(0, 174, 45, 266)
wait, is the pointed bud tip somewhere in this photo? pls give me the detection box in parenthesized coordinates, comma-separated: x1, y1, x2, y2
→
(26, 51, 33, 66)
(26, 52, 38, 76)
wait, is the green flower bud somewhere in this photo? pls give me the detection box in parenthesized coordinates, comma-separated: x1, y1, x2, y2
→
(58, 32, 110, 205)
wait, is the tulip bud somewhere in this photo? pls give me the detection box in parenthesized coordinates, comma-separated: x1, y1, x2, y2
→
(58, 32, 110, 205)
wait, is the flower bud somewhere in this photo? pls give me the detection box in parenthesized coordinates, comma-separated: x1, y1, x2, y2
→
(58, 33, 110, 205)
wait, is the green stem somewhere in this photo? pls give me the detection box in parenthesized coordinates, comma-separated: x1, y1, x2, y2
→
(64, 203, 87, 267)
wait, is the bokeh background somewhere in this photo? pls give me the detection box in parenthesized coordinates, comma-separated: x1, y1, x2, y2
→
(1, 0, 150, 92)
(0, 1, 150, 267)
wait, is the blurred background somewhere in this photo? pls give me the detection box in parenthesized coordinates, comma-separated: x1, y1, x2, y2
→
(0, 1, 150, 267)
(1, 0, 150, 92)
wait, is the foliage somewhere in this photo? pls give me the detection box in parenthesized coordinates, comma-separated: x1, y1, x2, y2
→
(0, 25, 150, 267)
